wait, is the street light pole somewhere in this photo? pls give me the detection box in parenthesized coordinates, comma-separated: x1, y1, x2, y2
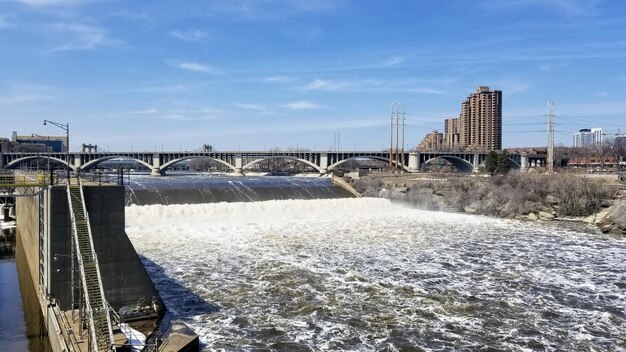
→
(43, 120, 70, 184)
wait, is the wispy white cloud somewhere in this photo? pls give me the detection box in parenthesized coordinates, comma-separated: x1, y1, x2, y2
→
(539, 62, 569, 72)
(175, 62, 219, 74)
(0, 93, 52, 104)
(135, 85, 190, 93)
(49, 22, 121, 51)
(5, 0, 87, 7)
(0, 82, 54, 104)
(282, 101, 322, 110)
(0, 14, 16, 28)
(300, 78, 446, 94)
(480, 0, 600, 17)
(124, 107, 223, 121)
(490, 77, 533, 94)
(264, 75, 290, 83)
(595, 91, 609, 97)
(170, 29, 210, 42)
(383, 56, 404, 67)
(202, 0, 343, 22)
(234, 103, 274, 115)
(302, 78, 353, 91)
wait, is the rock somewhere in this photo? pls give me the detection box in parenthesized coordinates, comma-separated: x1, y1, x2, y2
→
(464, 206, 477, 214)
(595, 202, 626, 235)
(527, 213, 538, 221)
(582, 214, 596, 224)
(538, 211, 555, 221)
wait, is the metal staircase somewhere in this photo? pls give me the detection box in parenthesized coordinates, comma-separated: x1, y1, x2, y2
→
(67, 184, 115, 352)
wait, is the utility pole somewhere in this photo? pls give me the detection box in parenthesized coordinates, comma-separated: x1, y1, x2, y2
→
(399, 104, 405, 173)
(389, 102, 398, 172)
(547, 101, 554, 173)
(395, 105, 400, 174)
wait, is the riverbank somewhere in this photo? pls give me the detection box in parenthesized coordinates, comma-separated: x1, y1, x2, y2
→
(352, 173, 626, 236)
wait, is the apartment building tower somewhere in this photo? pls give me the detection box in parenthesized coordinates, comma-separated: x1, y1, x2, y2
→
(459, 86, 502, 151)
(416, 86, 502, 151)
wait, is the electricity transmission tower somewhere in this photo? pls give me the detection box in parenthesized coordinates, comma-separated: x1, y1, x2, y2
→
(547, 101, 554, 173)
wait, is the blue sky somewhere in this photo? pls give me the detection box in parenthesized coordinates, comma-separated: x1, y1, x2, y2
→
(1, 0, 625, 151)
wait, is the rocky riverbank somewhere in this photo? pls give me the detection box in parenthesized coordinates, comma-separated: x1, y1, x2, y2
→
(351, 173, 626, 236)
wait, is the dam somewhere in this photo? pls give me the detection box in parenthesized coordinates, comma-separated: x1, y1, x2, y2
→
(5, 171, 626, 350)
(6, 171, 199, 351)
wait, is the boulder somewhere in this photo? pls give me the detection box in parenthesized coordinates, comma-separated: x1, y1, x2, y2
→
(538, 211, 555, 221)
(527, 213, 538, 221)
(597, 202, 626, 235)
(464, 206, 477, 214)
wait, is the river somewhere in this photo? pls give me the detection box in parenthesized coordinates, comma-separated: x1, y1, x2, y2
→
(125, 197, 626, 351)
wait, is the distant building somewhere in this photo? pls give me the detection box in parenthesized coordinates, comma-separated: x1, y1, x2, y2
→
(11, 131, 67, 152)
(459, 86, 502, 151)
(417, 130, 443, 150)
(573, 128, 602, 147)
(443, 118, 460, 148)
(426, 86, 502, 151)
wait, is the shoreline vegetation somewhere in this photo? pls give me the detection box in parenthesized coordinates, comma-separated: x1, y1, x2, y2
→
(351, 173, 626, 236)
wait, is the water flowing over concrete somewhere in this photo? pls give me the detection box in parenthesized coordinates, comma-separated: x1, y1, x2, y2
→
(125, 175, 353, 205)
(126, 198, 626, 351)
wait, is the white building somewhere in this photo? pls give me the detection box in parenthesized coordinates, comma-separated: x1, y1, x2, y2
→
(573, 128, 603, 147)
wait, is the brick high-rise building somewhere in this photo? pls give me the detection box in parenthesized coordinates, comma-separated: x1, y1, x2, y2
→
(443, 118, 460, 149)
(459, 86, 502, 151)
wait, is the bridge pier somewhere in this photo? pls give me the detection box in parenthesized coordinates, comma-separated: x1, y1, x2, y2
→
(319, 153, 328, 174)
(73, 155, 82, 170)
(151, 168, 163, 176)
(408, 152, 419, 172)
(233, 155, 244, 177)
(521, 154, 529, 171)
(472, 153, 480, 173)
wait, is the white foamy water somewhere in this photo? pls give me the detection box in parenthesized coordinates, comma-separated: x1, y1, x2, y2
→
(125, 198, 626, 351)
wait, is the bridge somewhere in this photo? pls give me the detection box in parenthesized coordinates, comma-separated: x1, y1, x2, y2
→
(0, 150, 546, 176)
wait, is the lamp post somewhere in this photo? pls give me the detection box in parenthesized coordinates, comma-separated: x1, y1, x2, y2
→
(43, 120, 70, 184)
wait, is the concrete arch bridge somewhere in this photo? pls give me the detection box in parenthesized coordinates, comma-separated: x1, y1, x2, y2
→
(1, 150, 545, 176)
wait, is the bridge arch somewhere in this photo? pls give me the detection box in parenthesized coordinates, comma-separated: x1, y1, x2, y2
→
(160, 156, 236, 172)
(242, 156, 322, 172)
(422, 156, 474, 173)
(6, 156, 77, 171)
(80, 156, 153, 171)
(327, 156, 409, 172)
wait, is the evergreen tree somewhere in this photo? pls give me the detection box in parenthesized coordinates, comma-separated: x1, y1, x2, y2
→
(485, 151, 498, 175)
(496, 150, 510, 174)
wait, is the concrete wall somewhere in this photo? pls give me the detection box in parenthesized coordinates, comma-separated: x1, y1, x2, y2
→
(16, 190, 41, 294)
(44, 186, 163, 313)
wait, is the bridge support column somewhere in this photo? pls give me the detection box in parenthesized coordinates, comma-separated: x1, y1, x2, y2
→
(319, 153, 328, 174)
(73, 154, 82, 170)
(233, 155, 244, 177)
(472, 153, 480, 173)
(151, 153, 163, 176)
(408, 152, 419, 172)
(520, 154, 529, 171)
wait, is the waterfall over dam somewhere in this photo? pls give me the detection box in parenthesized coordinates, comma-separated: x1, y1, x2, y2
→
(125, 175, 353, 205)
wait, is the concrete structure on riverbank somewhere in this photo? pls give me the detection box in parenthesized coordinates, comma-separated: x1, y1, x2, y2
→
(15, 182, 199, 351)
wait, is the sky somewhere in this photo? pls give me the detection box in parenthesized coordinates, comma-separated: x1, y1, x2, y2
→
(1, 0, 625, 152)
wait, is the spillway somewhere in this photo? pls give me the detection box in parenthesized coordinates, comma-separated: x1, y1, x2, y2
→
(126, 198, 626, 351)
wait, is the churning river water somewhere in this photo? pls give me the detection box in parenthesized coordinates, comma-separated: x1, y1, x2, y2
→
(125, 198, 626, 351)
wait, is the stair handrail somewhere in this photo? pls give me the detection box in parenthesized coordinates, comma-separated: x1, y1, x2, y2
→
(76, 184, 115, 351)
(67, 184, 115, 351)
